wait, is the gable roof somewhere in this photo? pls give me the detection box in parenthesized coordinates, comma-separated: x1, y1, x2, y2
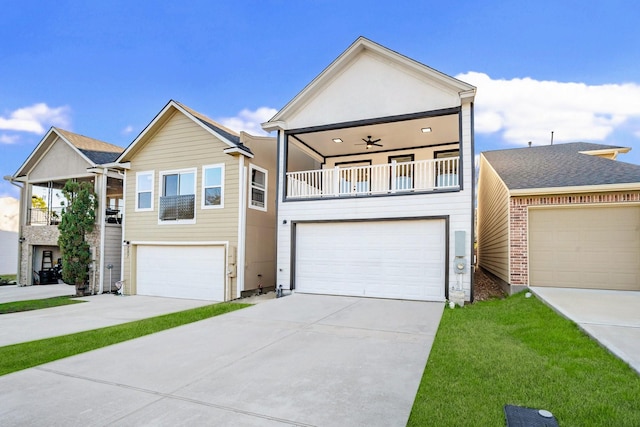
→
(483, 142, 640, 192)
(12, 127, 123, 178)
(117, 100, 252, 162)
(263, 36, 476, 131)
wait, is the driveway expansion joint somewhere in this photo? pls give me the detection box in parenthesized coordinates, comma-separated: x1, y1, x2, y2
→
(36, 367, 314, 427)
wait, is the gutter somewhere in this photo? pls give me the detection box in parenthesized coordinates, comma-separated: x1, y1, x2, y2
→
(509, 182, 640, 197)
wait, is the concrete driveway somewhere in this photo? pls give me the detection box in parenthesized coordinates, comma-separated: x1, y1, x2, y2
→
(531, 287, 640, 374)
(0, 294, 443, 426)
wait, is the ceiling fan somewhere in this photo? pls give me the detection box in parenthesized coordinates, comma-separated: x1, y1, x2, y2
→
(357, 135, 383, 149)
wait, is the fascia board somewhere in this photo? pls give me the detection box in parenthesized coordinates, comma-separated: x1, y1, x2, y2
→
(509, 182, 640, 196)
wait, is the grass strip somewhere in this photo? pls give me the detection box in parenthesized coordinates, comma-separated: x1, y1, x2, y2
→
(0, 295, 82, 314)
(409, 293, 640, 427)
(0, 302, 249, 376)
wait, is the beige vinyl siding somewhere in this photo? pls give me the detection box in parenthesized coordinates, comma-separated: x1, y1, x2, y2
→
(243, 135, 277, 291)
(477, 154, 510, 282)
(28, 136, 92, 181)
(103, 224, 122, 291)
(122, 110, 240, 296)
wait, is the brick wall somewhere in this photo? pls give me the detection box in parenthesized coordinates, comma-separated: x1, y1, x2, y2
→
(508, 191, 640, 286)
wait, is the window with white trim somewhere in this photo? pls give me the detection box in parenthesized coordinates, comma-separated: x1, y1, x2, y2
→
(135, 171, 154, 211)
(159, 169, 196, 222)
(249, 164, 267, 211)
(202, 164, 224, 208)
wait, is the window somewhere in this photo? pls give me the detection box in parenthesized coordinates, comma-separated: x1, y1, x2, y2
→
(249, 164, 267, 211)
(202, 164, 224, 208)
(159, 169, 196, 222)
(135, 171, 154, 211)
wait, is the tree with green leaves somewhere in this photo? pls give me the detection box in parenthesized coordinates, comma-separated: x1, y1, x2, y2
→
(57, 180, 98, 296)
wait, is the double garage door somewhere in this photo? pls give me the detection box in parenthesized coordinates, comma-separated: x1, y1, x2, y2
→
(136, 245, 225, 300)
(295, 219, 446, 301)
(529, 206, 640, 290)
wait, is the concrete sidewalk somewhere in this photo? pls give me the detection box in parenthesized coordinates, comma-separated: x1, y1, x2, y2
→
(0, 294, 443, 426)
(0, 283, 75, 303)
(531, 287, 640, 374)
(0, 291, 216, 346)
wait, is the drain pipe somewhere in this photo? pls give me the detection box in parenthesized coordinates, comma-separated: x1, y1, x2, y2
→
(97, 168, 108, 295)
(4, 176, 25, 284)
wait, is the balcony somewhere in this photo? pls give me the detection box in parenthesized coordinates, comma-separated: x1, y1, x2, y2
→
(159, 194, 195, 221)
(286, 157, 459, 199)
(28, 207, 64, 226)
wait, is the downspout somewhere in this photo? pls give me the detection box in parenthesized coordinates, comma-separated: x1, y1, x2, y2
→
(4, 176, 24, 284)
(98, 168, 108, 294)
(236, 156, 247, 299)
(119, 170, 127, 295)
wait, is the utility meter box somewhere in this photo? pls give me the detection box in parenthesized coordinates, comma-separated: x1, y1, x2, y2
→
(454, 257, 467, 274)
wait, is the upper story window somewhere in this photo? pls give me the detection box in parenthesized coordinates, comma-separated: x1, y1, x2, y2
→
(249, 164, 267, 211)
(202, 164, 224, 209)
(159, 169, 196, 222)
(135, 171, 154, 211)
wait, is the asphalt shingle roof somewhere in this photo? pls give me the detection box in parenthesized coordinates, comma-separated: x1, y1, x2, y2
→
(174, 101, 253, 155)
(483, 142, 640, 190)
(56, 128, 124, 165)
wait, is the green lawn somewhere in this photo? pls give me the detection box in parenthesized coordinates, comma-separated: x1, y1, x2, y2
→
(0, 295, 82, 314)
(0, 302, 249, 376)
(409, 293, 640, 427)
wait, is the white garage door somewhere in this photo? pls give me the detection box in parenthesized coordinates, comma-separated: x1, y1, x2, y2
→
(529, 206, 640, 290)
(137, 245, 225, 300)
(295, 219, 446, 301)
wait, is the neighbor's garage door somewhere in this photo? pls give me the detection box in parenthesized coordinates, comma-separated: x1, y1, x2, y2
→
(137, 245, 225, 300)
(529, 206, 640, 290)
(295, 219, 446, 301)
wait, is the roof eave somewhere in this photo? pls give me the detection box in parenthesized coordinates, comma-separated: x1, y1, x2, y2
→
(223, 147, 254, 158)
(509, 182, 640, 196)
(265, 37, 476, 126)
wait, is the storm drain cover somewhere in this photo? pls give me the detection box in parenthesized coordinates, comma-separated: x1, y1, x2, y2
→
(504, 405, 559, 426)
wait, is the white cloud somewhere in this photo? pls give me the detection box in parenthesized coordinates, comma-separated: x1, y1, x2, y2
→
(0, 103, 71, 134)
(217, 107, 278, 136)
(0, 134, 19, 144)
(122, 125, 134, 135)
(457, 72, 640, 146)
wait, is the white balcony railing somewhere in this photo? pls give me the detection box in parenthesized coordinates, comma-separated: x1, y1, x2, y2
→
(286, 157, 459, 199)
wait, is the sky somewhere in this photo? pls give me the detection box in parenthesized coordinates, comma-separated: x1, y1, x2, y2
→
(1, 0, 640, 200)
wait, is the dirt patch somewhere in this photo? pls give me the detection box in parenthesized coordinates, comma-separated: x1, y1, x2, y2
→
(473, 267, 507, 302)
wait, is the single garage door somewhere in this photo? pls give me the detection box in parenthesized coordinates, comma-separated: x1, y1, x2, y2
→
(529, 206, 640, 290)
(295, 219, 446, 301)
(136, 245, 225, 300)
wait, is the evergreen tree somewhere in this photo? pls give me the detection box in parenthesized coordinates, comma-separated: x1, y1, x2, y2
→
(57, 180, 98, 296)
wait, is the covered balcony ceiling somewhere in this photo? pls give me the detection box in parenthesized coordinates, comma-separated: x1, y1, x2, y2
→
(290, 113, 460, 158)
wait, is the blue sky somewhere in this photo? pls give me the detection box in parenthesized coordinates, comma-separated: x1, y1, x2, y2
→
(2, 0, 639, 199)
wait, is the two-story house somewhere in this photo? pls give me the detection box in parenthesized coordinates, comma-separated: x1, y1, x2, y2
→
(262, 37, 476, 302)
(115, 100, 277, 301)
(5, 127, 124, 293)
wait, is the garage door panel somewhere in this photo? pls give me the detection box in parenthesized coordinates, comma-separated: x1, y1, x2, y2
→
(296, 220, 445, 301)
(530, 206, 640, 290)
(137, 245, 225, 300)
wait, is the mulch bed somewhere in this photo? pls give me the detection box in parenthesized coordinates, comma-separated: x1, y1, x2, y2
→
(473, 267, 507, 302)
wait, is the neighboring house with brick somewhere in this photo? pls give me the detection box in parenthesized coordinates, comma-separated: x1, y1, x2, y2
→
(115, 100, 276, 301)
(5, 127, 124, 292)
(262, 37, 476, 302)
(477, 142, 640, 294)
